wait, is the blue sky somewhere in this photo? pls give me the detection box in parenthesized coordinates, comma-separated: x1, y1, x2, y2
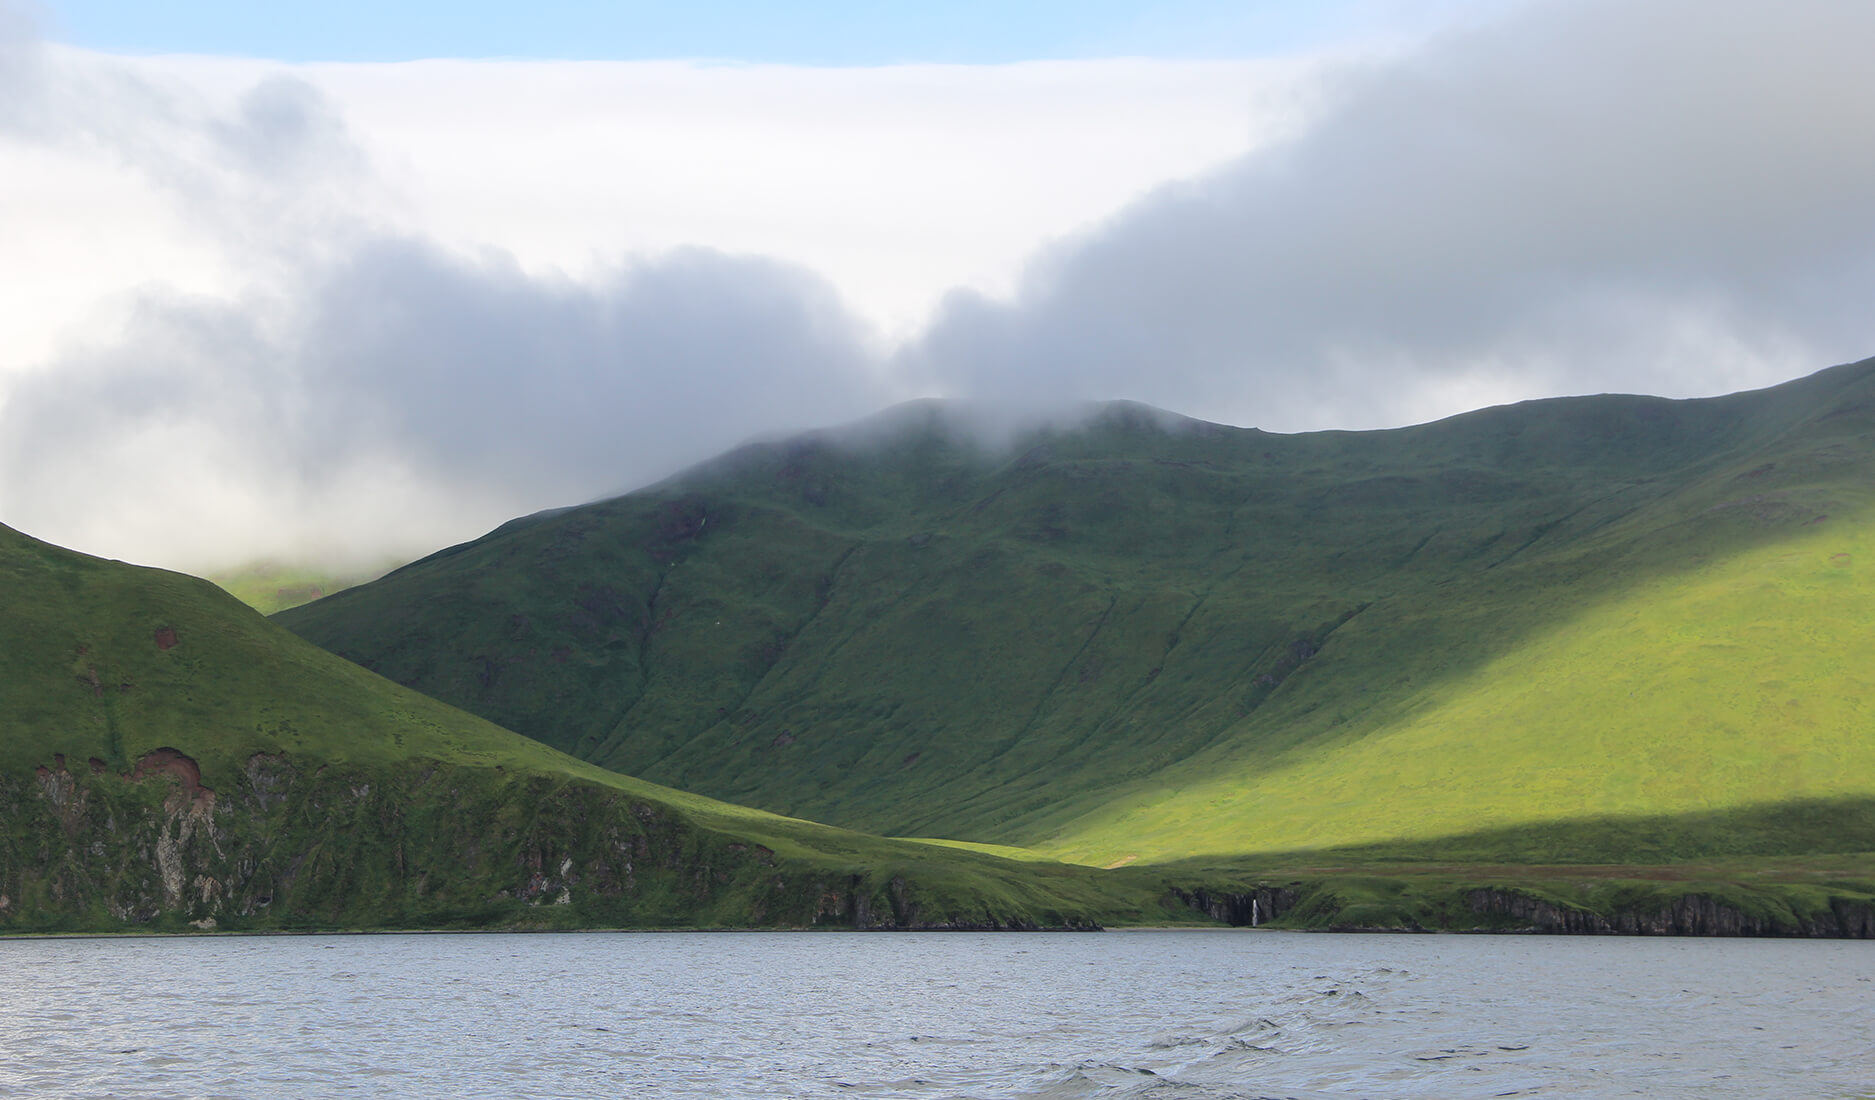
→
(40, 0, 1451, 62)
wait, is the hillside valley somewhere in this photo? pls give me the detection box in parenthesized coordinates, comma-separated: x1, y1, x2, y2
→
(277, 358, 1875, 887)
(10, 361, 1875, 936)
(0, 522, 1175, 933)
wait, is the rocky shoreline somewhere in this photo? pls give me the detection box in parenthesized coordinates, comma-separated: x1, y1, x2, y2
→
(1170, 882, 1875, 937)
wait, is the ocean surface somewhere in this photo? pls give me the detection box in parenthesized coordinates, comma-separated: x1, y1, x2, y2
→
(0, 930, 1868, 1099)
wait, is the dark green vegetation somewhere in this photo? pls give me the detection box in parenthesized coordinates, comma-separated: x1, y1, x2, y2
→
(1168, 855, 1875, 936)
(0, 523, 1188, 933)
(281, 358, 1875, 894)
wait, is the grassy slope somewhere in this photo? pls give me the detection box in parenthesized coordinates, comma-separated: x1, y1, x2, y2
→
(0, 523, 1174, 931)
(278, 359, 1875, 875)
(1047, 520, 1875, 865)
(1037, 391, 1875, 865)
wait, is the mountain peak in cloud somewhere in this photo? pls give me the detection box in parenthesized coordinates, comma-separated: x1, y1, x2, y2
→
(4, 0, 1873, 572)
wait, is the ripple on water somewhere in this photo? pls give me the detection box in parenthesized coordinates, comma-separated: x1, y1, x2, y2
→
(0, 932, 1869, 1099)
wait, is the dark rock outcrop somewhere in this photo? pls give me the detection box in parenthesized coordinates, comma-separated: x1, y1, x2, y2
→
(1168, 885, 1300, 926)
(1, 752, 1113, 934)
(1464, 888, 1875, 938)
(809, 873, 1100, 931)
(1169, 880, 1875, 938)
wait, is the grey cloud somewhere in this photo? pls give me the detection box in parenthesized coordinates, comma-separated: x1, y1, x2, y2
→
(909, 0, 1875, 430)
(295, 239, 886, 497)
(203, 75, 377, 256)
(0, 239, 885, 568)
(215, 75, 356, 182)
(1, 34, 885, 569)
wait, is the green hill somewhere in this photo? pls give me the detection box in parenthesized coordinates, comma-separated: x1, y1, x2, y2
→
(0, 523, 1172, 933)
(278, 358, 1875, 878)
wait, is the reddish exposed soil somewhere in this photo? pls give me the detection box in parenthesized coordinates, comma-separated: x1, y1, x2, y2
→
(128, 748, 215, 810)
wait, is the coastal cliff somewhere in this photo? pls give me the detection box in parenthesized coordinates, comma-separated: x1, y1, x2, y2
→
(1, 750, 1109, 934)
(1171, 880, 1875, 937)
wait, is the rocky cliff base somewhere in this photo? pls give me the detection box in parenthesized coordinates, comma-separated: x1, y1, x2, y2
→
(0, 751, 1103, 933)
(1172, 877, 1875, 937)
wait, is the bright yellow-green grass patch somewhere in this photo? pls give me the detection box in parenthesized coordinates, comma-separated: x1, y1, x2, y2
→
(207, 561, 397, 614)
(1042, 517, 1875, 865)
(890, 837, 1063, 861)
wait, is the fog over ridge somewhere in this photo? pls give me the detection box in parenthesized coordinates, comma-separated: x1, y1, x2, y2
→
(2, 0, 1873, 571)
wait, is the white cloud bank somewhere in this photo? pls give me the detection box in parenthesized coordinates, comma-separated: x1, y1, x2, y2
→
(2, 0, 1874, 572)
(909, 0, 1875, 428)
(2, 48, 1299, 372)
(0, 32, 1302, 567)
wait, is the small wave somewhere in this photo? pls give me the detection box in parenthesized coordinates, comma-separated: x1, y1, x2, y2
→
(1010, 1061, 1288, 1100)
(1145, 1035, 1214, 1050)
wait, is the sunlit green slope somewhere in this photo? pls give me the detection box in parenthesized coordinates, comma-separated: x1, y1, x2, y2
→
(207, 561, 394, 614)
(279, 359, 1875, 868)
(1044, 514, 1875, 865)
(0, 523, 1164, 932)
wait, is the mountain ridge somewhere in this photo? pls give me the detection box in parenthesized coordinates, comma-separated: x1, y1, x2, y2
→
(278, 357, 1875, 869)
(0, 520, 1182, 932)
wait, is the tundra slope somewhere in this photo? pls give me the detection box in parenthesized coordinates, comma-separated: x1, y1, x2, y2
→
(280, 358, 1875, 878)
(0, 523, 1165, 933)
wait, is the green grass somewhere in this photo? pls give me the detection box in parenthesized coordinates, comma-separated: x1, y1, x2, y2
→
(0, 522, 1190, 932)
(207, 561, 398, 614)
(19, 347, 1875, 936)
(1039, 516, 1875, 865)
(278, 358, 1875, 881)
(1147, 851, 1875, 934)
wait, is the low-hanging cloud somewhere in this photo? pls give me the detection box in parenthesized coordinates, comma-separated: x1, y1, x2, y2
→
(0, 235, 886, 568)
(909, 0, 1875, 430)
(4, 0, 1875, 573)
(0, 16, 885, 568)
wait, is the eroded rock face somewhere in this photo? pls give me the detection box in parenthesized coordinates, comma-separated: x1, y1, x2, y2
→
(34, 758, 85, 827)
(2, 752, 1070, 933)
(1168, 886, 1299, 926)
(799, 872, 1096, 931)
(5, 752, 722, 930)
(129, 749, 215, 813)
(1166, 881, 1875, 938)
(243, 754, 293, 810)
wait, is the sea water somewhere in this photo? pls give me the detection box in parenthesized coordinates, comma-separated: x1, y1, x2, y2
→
(0, 930, 1868, 1098)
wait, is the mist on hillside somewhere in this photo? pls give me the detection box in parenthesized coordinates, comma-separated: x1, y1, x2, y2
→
(2, 0, 1873, 573)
